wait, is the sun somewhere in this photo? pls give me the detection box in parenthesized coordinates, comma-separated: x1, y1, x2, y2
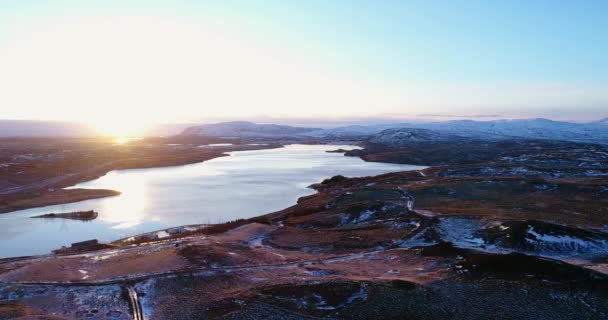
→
(89, 119, 149, 138)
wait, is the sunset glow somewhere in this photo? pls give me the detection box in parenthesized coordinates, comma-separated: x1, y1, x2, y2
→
(0, 1, 606, 124)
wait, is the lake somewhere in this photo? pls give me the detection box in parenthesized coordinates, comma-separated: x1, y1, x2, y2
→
(0, 144, 424, 258)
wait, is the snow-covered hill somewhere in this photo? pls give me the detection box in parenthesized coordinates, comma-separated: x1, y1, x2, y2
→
(366, 128, 462, 145)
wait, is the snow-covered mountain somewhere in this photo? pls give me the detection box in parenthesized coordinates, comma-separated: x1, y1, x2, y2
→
(422, 118, 607, 141)
(366, 128, 462, 145)
(306, 124, 402, 138)
(178, 119, 608, 143)
(181, 121, 319, 137)
(308, 118, 608, 144)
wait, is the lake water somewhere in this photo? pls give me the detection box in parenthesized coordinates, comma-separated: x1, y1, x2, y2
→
(0, 145, 424, 258)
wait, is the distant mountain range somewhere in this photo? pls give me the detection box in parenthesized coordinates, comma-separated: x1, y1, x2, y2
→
(0, 120, 193, 137)
(181, 118, 608, 144)
(1, 118, 607, 144)
(0, 120, 96, 137)
(181, 121, 320, 137)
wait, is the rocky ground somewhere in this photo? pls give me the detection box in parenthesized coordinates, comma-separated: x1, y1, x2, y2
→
(346, 139, 608, 228)
(0, 138, 607, 319)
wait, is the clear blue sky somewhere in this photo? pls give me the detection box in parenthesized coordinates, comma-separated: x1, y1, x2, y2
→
(0, 0, 606, 128)
(199, 0, 608, 82)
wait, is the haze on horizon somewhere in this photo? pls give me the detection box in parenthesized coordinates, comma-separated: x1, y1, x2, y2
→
(0, 0, 606, 135)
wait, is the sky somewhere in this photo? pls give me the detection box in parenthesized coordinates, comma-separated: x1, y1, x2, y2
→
(0, 0, 606, 135)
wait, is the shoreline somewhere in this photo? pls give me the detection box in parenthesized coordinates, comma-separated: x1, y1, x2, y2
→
(3, 139, 606, 251)
(0, 189, 120, 214)
(0, 142, 282, 214)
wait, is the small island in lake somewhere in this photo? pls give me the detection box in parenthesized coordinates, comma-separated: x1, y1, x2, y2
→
(31, 210, 98, 221)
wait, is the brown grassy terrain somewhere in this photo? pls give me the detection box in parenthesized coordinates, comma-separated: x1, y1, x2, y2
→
(0, 138, 607, 319)
(2, 178, 605, 319)
(345, 139, 608, 229)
